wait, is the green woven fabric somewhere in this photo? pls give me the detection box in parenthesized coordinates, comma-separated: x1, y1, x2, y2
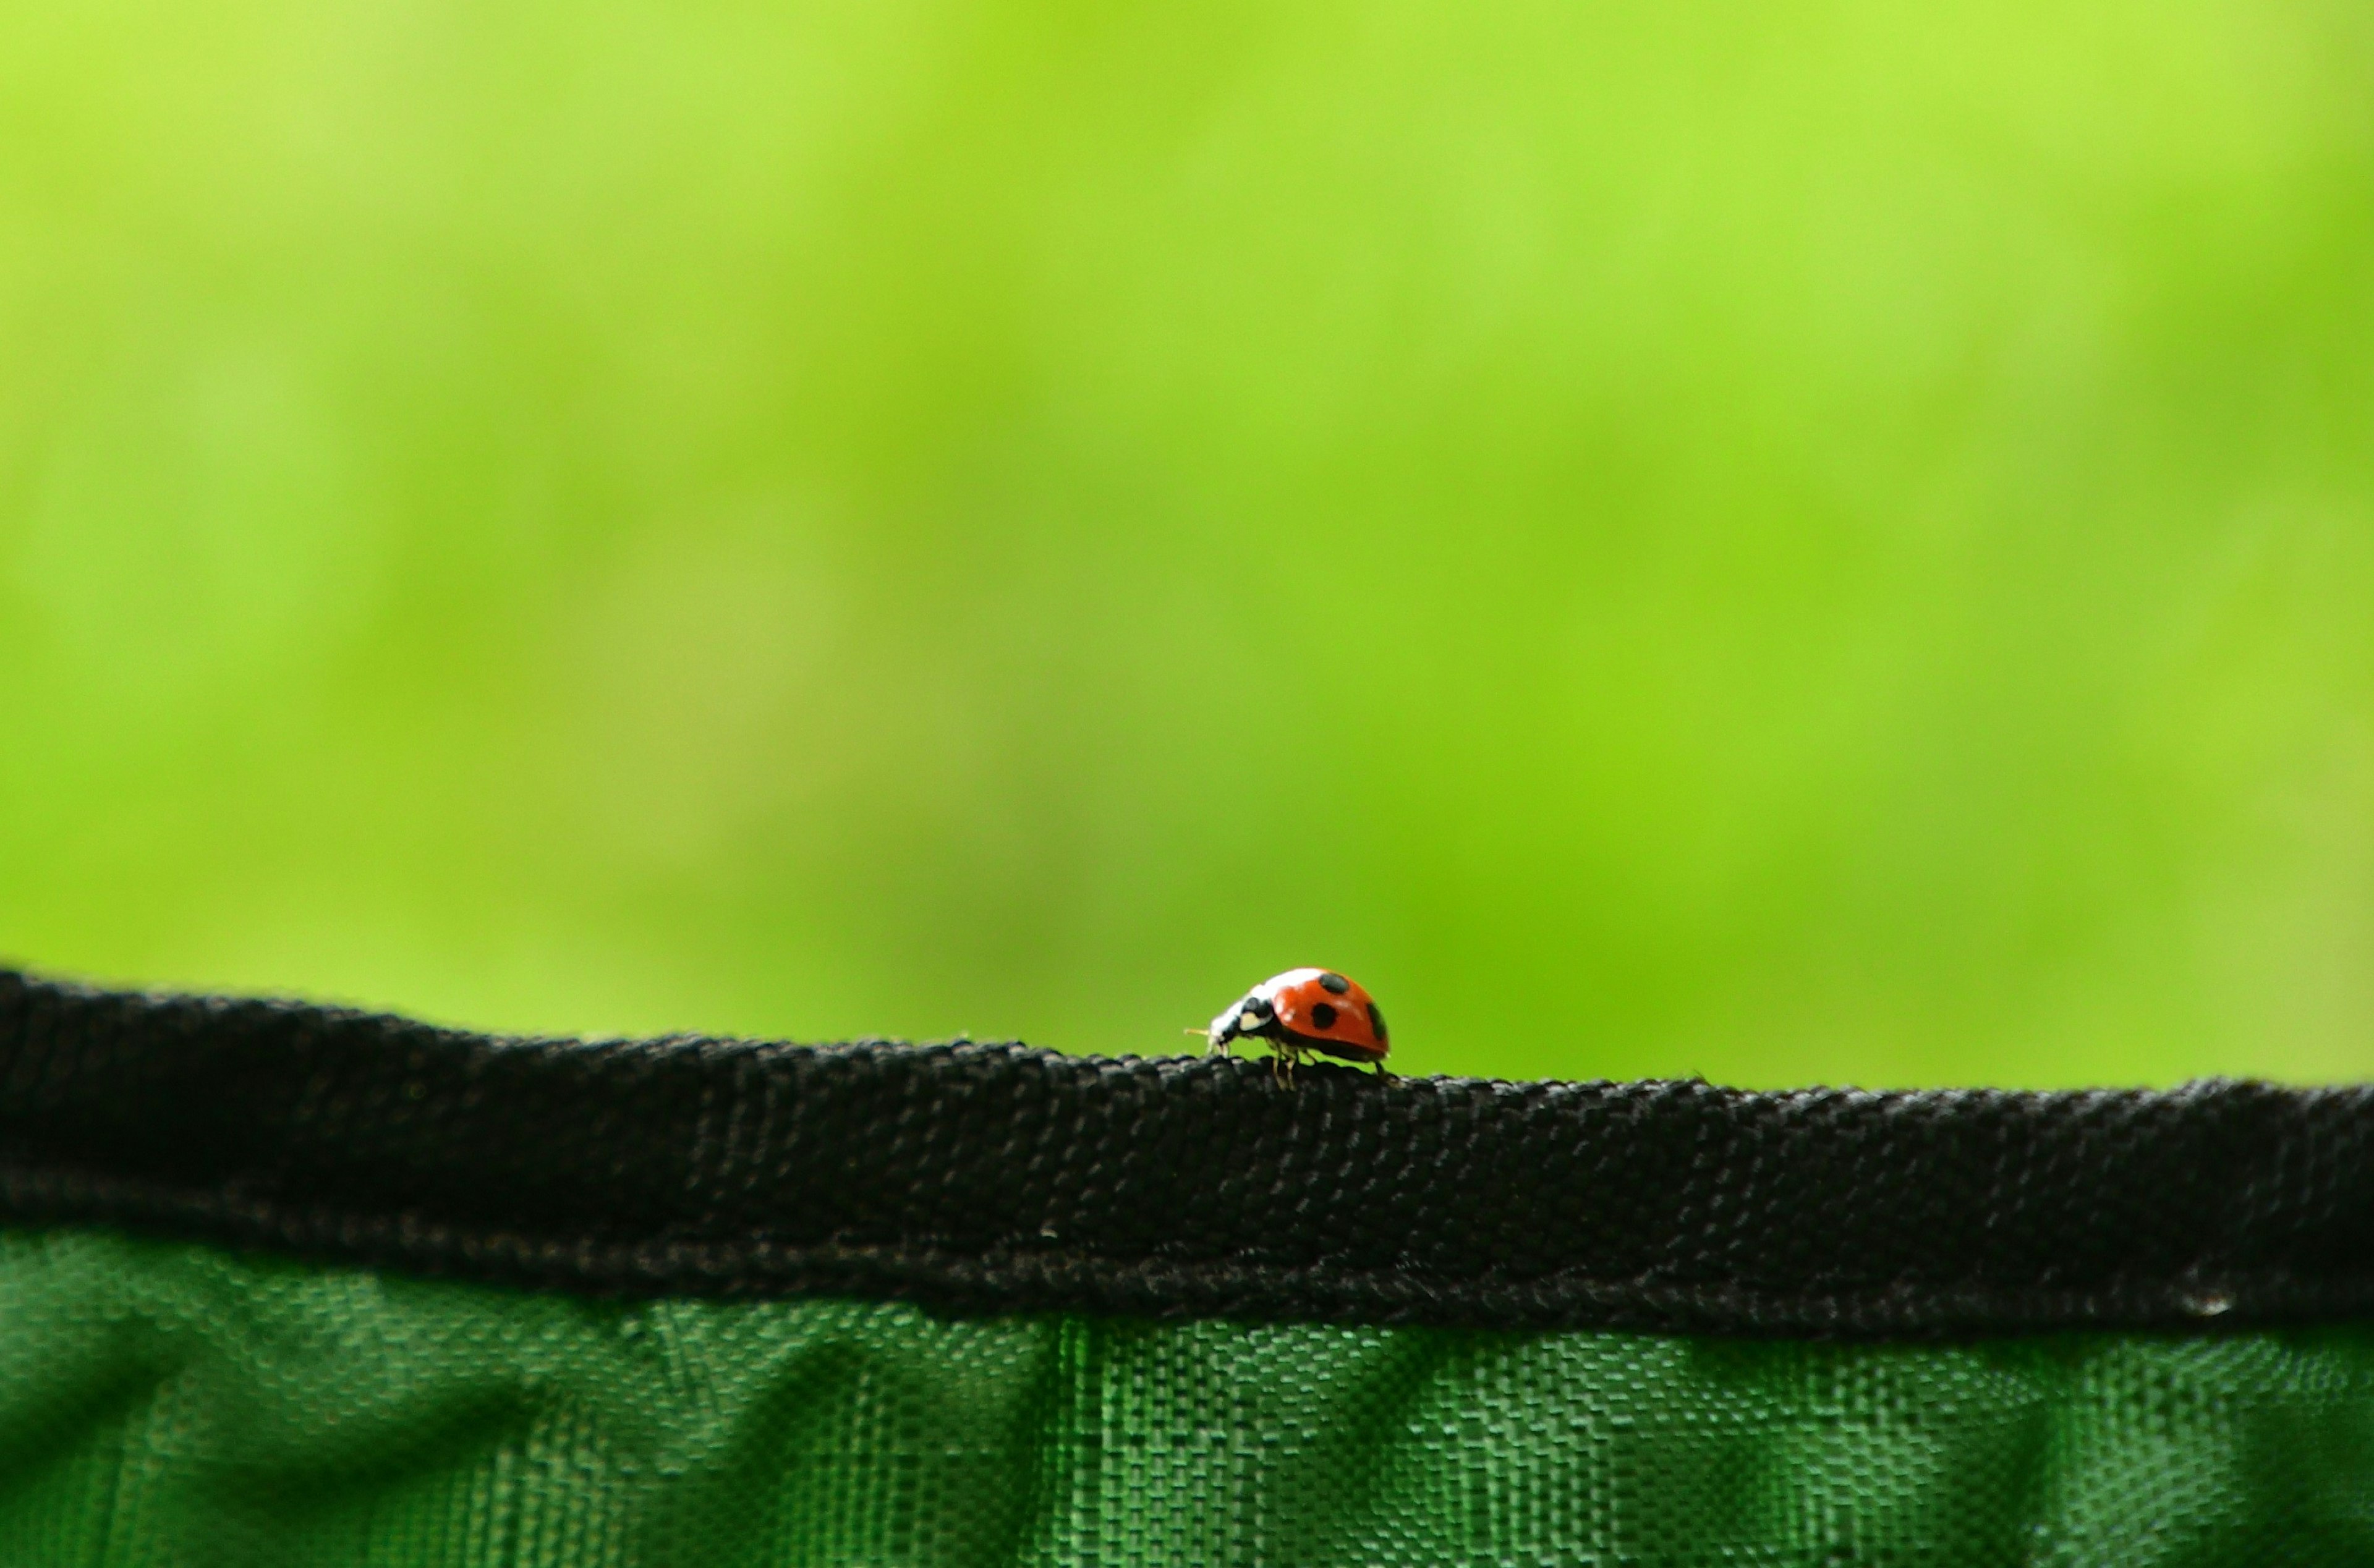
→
(2, 1229, 2369, 1565)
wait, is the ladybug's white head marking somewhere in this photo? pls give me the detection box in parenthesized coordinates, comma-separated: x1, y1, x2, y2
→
(1206, 993, 1268, 1054)
(1205, 969, 1329, 1056)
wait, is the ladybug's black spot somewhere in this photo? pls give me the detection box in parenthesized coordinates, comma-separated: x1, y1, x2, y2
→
(1309, 1001, 1339, 1030)
(1318, 972, 1350, 994)
(1367, 1001, 1387, 1041)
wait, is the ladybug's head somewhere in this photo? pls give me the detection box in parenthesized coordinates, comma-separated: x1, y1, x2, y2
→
(1207, 989, 1278, 1053)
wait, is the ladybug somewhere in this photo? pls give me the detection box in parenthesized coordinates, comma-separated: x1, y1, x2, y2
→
(1206, 968, 1389, 1077)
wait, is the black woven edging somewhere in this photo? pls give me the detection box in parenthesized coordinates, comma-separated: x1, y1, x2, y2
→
(2, 968, 2371, 1337)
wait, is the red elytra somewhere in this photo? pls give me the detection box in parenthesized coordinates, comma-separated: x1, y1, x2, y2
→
(1206, 968, 1389, 1069)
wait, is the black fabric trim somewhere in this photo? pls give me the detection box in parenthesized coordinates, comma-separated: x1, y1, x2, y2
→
(1, 967, 2370, 1337)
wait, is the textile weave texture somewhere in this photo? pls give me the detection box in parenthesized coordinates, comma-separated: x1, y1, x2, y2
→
(7, 1227, 2373, 1567)
(6, 970, 2374, 1335)
(6, 969, 2374, 1564)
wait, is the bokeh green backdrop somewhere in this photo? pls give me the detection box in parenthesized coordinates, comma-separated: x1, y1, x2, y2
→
(4, 0, 2370, 1087)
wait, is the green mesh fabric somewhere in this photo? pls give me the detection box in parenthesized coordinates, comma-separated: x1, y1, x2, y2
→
(2, 1227, 2370, 1566)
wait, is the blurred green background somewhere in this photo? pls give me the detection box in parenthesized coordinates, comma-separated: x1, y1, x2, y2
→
(3, 0, 2371, 1088)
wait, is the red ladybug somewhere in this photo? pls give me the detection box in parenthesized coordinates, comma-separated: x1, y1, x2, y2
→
(1206, 968, 1389, 1075)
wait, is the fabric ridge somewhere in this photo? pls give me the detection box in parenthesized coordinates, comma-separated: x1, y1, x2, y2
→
(2, 968, 2373, 1336)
